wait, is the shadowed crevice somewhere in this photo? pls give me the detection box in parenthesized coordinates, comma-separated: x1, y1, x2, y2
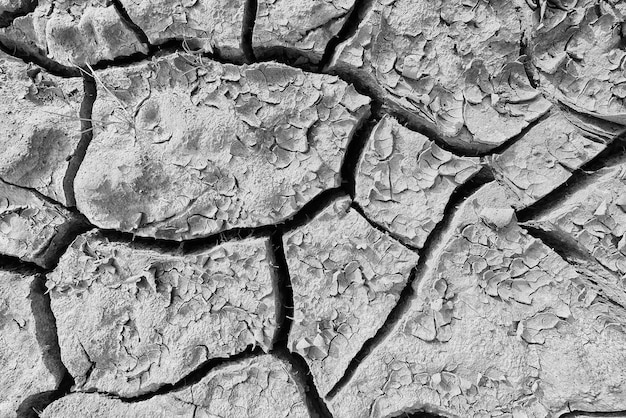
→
(0, 0, 37, 28)
(268, 232, 293, 349)
(560, 410, 626, 418)
(523, 225, 626, 310)
(319, 0, 374, 72)
(340, 101, 382, 199)
(516, 137, 626, 223)
(274, 349, 333, 418)
(242, 0, 258, 63)
(110, 0, 151, 48)
(91, 346, 264, 403)
(16, 277, 75, 417)
(327, 167, 494, 399)
(63, 68, 96, 207)
(0, 37, 81, 78)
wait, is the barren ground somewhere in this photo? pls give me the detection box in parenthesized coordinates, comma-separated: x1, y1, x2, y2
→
(1, 0, 626, 417)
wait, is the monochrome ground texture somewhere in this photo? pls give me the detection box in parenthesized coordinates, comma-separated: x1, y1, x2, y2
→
(1, 0, 626, 417)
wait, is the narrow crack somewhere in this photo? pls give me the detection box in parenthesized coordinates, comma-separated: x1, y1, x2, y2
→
(559, 411, 626, 418)
(523, 225, 626, 310)
(62, 67, 96, 207)
(340, 101, 382, 199)
(479, 107, 553, 158)
(327, 167, 494, 399)
(107, 346, 263, 403)
(93, 188, 347, 256)
(351, 202, 420, 252)
(274, 348, 333, 418)
(517, 137, 626, 222)
(241, 0, 258, 63)
(319, 0, 373, 72)
(110, 0, 152, 48)
(16, 275, 75, 417)
(0, 37, 80, 78)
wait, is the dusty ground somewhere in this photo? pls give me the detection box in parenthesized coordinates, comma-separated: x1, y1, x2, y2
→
(1, 0, 626, 417)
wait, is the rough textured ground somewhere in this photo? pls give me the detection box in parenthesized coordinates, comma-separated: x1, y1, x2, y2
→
(1, 0, 626, 417)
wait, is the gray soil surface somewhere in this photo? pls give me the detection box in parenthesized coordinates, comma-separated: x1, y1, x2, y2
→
(1, 0, 626, 417)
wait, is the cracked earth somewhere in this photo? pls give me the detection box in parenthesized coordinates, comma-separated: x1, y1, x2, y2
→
(1, 0, 626, 417)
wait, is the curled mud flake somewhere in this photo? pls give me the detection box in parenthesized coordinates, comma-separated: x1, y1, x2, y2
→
(284, 195, 418, 397)
(253, 0, 356, 64)
(0, 180, 83, 268)
(490, 111, 622, 210)
(329, 183, 626, 418)
(118, 0, 246, 61)
(0, 270, 65, 418)
(75, 53, 369, 239)
(355, 116, 481, 248)
(530, 0, 626, 125)
(0, 0, 148, 67)
(47, 231, 278, 396)
(42, 355, 311, 418)
(330, 0, 550, 152)
(0, 51, 82, 205)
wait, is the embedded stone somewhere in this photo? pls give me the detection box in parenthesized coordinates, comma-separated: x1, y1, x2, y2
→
(75, 53, 370, 240)
(530, 0, 626, 125)
(329, 0, 552, 152)
(283, 196, 419, 396)
(0, 51, 83, 206)
(47, 231, 279, 397)
(253, 0, 356, 64)
(0, 269, 65, 418)
(0, 180, 85, 268)
(42, 355, 311, 418)
(329, 183, 626, 417)
(0, 0, 148, 67)
(355, 115, 481, 248)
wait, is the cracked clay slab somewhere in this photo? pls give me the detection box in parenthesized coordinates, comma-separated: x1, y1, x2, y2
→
(530, 0, 626, 125)
(328, 183, 626, 417)
(74, 52, 370, 240)
(0, 0, 35, 27)
(0, 0, 148, 67)
(252, 0, 355, 64)
(0, 180, 85, 268)
(47, 231, 279, 397)
(355, 115, 481, 249)
(0, 51, 83, 206)
(0, 269, 65, 418)
(329, 0, 552, 152)
(490, 110, 626, 210)
(42, 354, 311, 418)
(283, 196, 419, 397)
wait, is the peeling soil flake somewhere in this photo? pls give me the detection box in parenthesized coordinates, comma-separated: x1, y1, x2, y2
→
(75, 53, 370, 240)
(42, 355, 311, 418)
(47, 231, 279, 397)
(284, 196, 419, 397)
